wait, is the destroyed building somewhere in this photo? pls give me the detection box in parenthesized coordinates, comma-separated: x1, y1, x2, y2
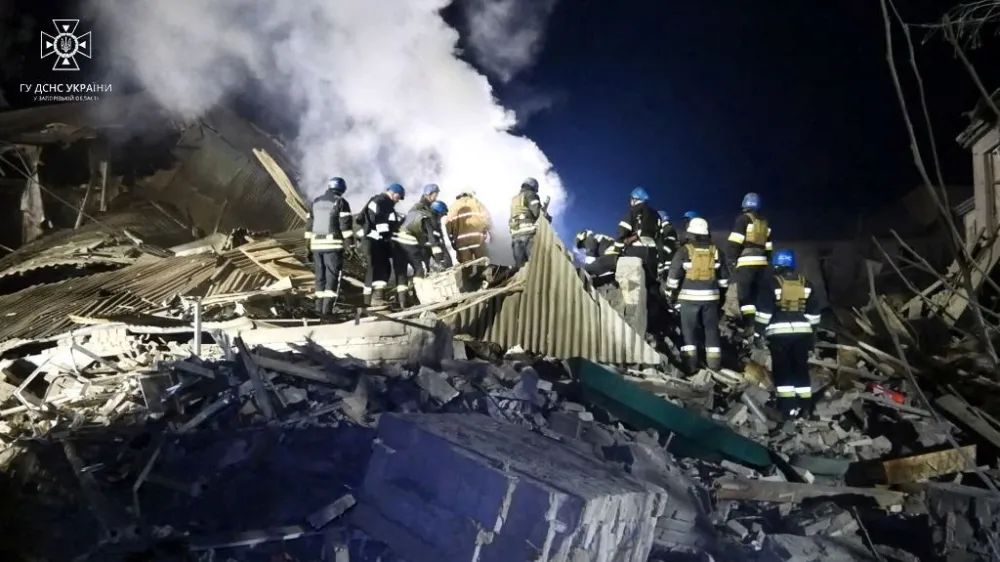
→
(1, 95, 1000, 562)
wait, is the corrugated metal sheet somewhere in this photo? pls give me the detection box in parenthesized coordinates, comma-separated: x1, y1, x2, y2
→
(0, 234, 306, 352)
(0, 204, 194, 281)
(447, 217, 662, 365)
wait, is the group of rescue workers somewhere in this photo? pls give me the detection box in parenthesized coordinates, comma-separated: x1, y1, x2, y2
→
(306, 177, 820, 420)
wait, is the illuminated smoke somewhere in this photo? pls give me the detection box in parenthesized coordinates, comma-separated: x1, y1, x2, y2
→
(90, 0, 566, 262)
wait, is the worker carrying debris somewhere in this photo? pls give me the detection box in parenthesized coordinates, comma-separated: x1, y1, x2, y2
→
(754, 249, 821, 419)
(656, 210, 678, 281)
(726, 192, 773, 337)
(392, 200, 450, 308)
(574, 229, 618, 286)
(666, 217, 730, 373)
(306, 176, 353, 317)
(446, 190, 491, 264)
(359, 183, 405, 308)
(509, 177, 548, 268)
(616, 187, 660, 287)
(678, 211, 698, 245)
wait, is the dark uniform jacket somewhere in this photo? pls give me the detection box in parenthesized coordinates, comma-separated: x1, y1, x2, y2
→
(666, 240, 731, 302)
(509, 188, 542, 237)
(754, 270, 822, 338)
(359, 193, 399, 242)
(657, 220, 679, 276)
(394, 205, 446, 255)
(726, 211, 773, 267)
(306, 190, 353, 251)
(658, 221, 678, 251)
(616, 202, 659, 253)
(576, 231, 617, 259)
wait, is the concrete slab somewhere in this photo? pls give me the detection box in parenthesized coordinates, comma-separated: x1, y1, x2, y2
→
(232, 318, 454, 365)
(357, 413, 667, 562)
(615, 257, 647, 335)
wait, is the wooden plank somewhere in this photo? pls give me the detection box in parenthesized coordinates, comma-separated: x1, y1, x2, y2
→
(935, 394, 1000, 450)
(252, 148, 309, 221)
(234, 338, 275, 419)
(942, 235, 1000, 325)
(251, 354, 351, 387)
(715, 476, 906, 508)
(239, 245, 286, 280)
(882, 445, 976, 484)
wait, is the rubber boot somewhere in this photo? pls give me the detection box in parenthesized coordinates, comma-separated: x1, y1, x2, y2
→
(363, 290, 372, 307)
(775, 396, 799, 421)
(397, 290, 409, 309)
(314, 297, 324, 316)
(371, 287, 388, 310)
(684, 353, 699, 374)
(706, 356, 721, 371)
(796, 395, 814, 419)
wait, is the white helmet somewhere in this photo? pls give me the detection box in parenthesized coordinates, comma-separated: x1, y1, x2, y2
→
(686, 217, 709, 236)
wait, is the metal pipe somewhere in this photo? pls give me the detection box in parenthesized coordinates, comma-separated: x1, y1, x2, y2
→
(193, 298, 203, 356)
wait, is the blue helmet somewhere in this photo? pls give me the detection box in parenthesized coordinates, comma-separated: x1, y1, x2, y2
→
(327, 176, 346, 193)
(683, 211, 698, 220)
(773, 249, 795, 269)
(522, 177, 539, 191)
(387, 183, 405, 198)
(430, 200, 448, 215)
(742, 192, 761, 210)
(630, 187, 649, 202)
(658, 210, 669, 222)
(422, 183, 440, 196)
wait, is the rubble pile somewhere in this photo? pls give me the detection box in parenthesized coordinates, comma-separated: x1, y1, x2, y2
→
(0, 304, 995, 562)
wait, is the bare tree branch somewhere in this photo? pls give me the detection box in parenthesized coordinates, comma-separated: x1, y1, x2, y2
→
(880, 0, 1000, 369)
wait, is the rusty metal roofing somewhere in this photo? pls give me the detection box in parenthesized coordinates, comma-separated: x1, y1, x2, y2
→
(0, 203, 194, 281)
(447, 217, 662, 365)
(0, 234, 306, 353)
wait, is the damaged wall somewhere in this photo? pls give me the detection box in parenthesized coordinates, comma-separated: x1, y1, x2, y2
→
(140, 107, 304, 236)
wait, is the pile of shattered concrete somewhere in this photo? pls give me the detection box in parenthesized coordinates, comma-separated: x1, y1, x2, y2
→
(2, 263, 1000, 562)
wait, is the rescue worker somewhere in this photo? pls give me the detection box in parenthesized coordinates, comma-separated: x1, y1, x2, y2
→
(726, 192, 773, 335)
(446, 191, 492, 264)
(666, 217, 730, 373)
(616, 187, 660, 287)
(414, 184, 439, 214)
(656, 210, 679, 281)
(359, 183, 405, 308)
(509, 178, 544, 268)
(427, 200, 453, 270)
(306, 176, 353, 316)
(754, 249, 822, 419)
(574, 230, 618, 286)
(392, 199, 450, 308)
(678, 211, 698, 245)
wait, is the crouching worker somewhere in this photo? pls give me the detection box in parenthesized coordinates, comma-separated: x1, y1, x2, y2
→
(574, 230, 618, 287)
(392, 200, 450, 308)
(754, 249, 822, 419)
(666, 217, 730, 373)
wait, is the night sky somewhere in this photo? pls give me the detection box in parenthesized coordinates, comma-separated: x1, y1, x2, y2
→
(3, 0, 999, 242)
(506, 0, 999, 239)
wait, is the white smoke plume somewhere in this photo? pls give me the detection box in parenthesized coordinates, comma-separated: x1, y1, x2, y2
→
(89, 0, 566, 263)
(461, 0, 560, 83)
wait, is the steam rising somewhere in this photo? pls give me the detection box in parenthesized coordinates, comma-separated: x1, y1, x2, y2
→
(90, 0, 566, 261)
(461, 0, 559, 83)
